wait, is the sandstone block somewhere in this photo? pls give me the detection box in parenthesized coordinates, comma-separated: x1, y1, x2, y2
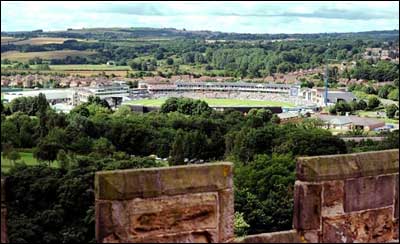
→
(103, 230, 218, 243)
(97, 192, 220, 243)
(218, 189, 234, 242)
(96, 201, 114, 242)
(128, 193, 218, 237)
(395, 174, 398, 219)
(300, 230, 320, 243)
(322, 180, 344, 207)
(95, 162, 233, 200)
(1, 207, 7, 244)
(344, 175, 395, 212)
(322, 207, 394, 243)
(293, 182, 322, 230)
(297, 149, 399, 182)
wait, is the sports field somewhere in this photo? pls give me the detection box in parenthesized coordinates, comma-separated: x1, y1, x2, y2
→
(124, 98, 295, 107)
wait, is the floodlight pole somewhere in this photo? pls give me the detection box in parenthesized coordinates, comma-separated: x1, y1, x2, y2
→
(324, 43, 330, 106)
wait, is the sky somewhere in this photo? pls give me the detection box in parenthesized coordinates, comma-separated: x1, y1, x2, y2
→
(1, 1, 399, 34)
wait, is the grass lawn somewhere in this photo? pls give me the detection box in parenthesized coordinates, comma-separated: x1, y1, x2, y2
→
(1, 151, 58, 173)
(124, 98, 295, 108)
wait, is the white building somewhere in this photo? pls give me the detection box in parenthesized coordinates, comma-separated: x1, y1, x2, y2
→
(3, 88, 75, 105)
(76, 81, 131, 105)
(300, 88, 356, 107)
(3, 81, 132, 109)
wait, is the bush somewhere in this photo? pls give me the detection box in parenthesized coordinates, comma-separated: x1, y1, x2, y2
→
(367, 96, 380, 110)
(234, 212, 250, 237)
(386, 104, 399, 119)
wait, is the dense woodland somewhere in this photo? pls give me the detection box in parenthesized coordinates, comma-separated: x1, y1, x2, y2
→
(1, 95, 399, 243)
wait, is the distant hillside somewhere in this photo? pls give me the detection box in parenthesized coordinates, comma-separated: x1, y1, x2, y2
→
(1, 28, 399, 41)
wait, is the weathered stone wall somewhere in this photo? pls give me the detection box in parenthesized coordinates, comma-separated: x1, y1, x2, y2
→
(294, 149, 399, 243)
(1, 178, 7, 243)
(95, 163, 234, 243)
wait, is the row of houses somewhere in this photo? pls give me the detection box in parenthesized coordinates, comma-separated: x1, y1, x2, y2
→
(0, 74, 113, 88)
(1, 67, 324, 89)
(363, 47, 399, 63)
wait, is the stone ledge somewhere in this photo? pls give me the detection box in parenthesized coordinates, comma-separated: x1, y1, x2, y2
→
(296, 149, 399, 182)
(232, 230, 302, 243)
(95, 162, 233, 200)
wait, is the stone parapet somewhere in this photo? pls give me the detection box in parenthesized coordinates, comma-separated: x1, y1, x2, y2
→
(296, 149, 399, 182)
(294, 149, 399, 243)
(95, 162, 234, 243)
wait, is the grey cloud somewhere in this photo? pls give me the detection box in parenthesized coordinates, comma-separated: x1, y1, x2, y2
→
(85, 3, 174, 16)
(84, 2, 398, 21)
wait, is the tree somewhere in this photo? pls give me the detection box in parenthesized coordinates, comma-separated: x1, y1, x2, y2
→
(247, 109, 273, 127)
(386, 104, 399, 119)
(160, 97, 179, 113)
(378, 85, 394, 99)
(169, 129, 186, 166)
(363, 86, 376, 95)
(70, 105, 90, 117)
(234, 153, 295, 234)
(388, 88, 399, 101)
(2, 143, 20, 166)
(34, 128, 67, 165)
(328, 106, 337, 115)
(166, 57, 174, 65)
(367, 96, 380, 110)
(1, 120, 21, 147)
(36, 93, 49, 115)
(57, 149, 69, 170)
(357, 100, 368, 110)
(92, 137, 115, 157)
(154, 51, 164, 60)
(113, 105, 132, 117)
(335, 101, 352, 115)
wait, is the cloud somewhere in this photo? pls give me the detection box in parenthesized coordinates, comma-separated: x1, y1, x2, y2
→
(1, 1, 399, 33)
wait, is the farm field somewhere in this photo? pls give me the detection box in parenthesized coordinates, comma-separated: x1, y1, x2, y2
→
(124, 98, 295, 107)
(1, 36, 21, 44)
(1, 50, 96, 62)
(45, 64, 131, 71)
(1, 37, 97, 45)
(1, 151, 59, 173)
